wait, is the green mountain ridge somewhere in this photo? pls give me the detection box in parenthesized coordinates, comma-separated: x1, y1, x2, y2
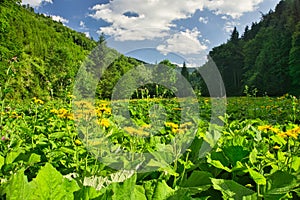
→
(0, 0, 97, 99)
(1, 0, 300, 99)
(208, 0, 300, 96)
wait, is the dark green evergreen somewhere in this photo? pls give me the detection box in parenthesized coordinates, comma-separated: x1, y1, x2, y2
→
(207, 0, 300, 96)
(181, 62, 189, 81)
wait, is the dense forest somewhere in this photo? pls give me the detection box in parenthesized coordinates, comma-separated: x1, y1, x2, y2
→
(1, 0, 300, 99)
(0, 0, 97, 99)
(206, 0, 300, 96)
(0, 0, 182, 100)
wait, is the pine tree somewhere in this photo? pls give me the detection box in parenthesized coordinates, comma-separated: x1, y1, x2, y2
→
(181, 61, 189, 81)
(230, 27, 239, 42)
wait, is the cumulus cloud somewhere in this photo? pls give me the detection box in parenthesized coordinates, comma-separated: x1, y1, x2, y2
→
(90, 0, 264, 41)
(22, 0, 52, 8)
(199, 17, 209, 24)
(205, 0, 264, 19)
(156, 28, 207, 56)
(50, 15, 69, 24)
(90, 0, 205, 41)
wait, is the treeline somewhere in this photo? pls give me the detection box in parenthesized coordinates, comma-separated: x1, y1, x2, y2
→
(206, 0, 300, 96)
(0, 0, 180, 100)
(2, 0, 300, 99)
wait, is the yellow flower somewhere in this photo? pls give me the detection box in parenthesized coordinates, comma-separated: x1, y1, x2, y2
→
(245, 184, 253, 188)
(277, 126, 300, 139)
(273, 145, 280, 150)
(269, 127, 280, 134)
(165, 122, 179, 129)
(124, 126, 149, 137)
(75, 139, 82, 145)
(277, 132, 287, 138)
(33, 97, 44, 104)
(58, 108, 68, 114)
(50, 109, 58, 114)
(258, 125, 272, 132)
(141, 124, 151, 129)
(165, 122, 179, 133)
(285, 130, 298, 139)
(67, 94, 76, 99)
(66, 114, 74, 120)
(181, 122, 193, 128)
(99, 118, 110, 128)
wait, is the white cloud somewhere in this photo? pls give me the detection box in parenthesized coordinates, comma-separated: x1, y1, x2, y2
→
(90, 0, 264, 41)
(50, 15, 69, 24)
(89, 0, 265, 67)
(90, 0, 205, 41)
(205, 0, 264, 19)
(199, 17, 209, 24)
(224, 21, 240, 33)
(22, 0, 52, 8)
(80, 21, 86, 29)
(84, 32, 91, 38)
(221, 16, 229, 20)
(204, 39, 210, 44)
(156, 28, 207, 56)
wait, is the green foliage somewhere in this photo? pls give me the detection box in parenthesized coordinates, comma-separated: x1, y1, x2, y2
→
(0, 1, 96, 99)
(211, 178, 257, 199)
(289, 22, 300, 95)
(208, 0, 300, 96)
(0, 96, 299, 199)
(1, 1, 300, 199)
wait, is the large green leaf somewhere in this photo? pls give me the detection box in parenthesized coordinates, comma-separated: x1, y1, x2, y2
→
(211, 178, 257, 200)
(249, 148, 258, 165)
(222, 146, 249, 165)
(292, 156, 300, 172)
(29, 163, 80, 199)
(247, 166, 266, 185)
(27, 153, 41, 166)
(5, 150, 24, 165)
(4, 169, 31, 200)
(264, 170, 299, 198)
(167, 188, 194, 200)
(74, 186, 103, 200)
(152, 180, 174, 200)
(207, 154, 231, 172)
(180, 170, 212, 195)
(109, 173, 147, 200)
(133, 185, 147, 200)
(143, 180, 157, 200)
(147, 159, 178, 177)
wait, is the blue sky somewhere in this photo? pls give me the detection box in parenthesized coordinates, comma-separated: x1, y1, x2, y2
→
(22, 0, 280, 67)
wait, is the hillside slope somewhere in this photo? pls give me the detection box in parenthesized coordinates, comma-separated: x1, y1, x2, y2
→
(0, 0, 97, 99)
(208, 0, 300, 96)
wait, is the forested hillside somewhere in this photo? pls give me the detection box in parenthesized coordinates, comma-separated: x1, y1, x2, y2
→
(208, 0, 300, 96)
(0, 0, 97, 99)
(2, 0, 300, 99)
